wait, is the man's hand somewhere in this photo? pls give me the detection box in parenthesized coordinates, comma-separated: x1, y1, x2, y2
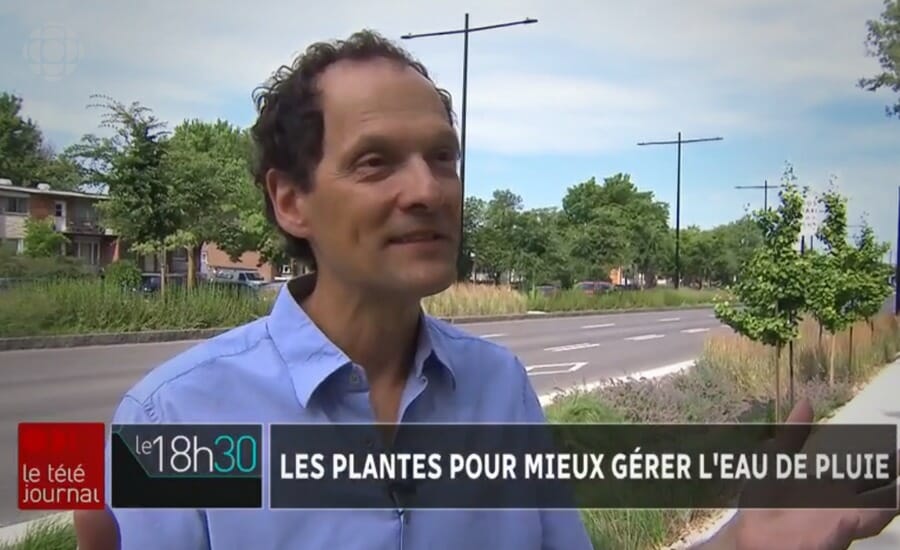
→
(701, 399, 899, 550)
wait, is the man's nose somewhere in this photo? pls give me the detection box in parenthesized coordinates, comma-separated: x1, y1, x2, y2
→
(397, 156, 445, 210)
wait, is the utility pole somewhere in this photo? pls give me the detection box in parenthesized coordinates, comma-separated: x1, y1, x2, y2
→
(637, 131, 723, 289)
(895, 186, 900, 316)
(735, 179, 786, 211)
(402, 15, 538, 263)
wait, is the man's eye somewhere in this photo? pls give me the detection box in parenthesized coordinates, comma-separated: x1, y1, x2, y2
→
(433, 149, 459, 162)
(359, 155, 385, 168)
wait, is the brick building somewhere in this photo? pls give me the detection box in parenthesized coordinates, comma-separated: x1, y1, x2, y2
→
(0, 179, 120, 271)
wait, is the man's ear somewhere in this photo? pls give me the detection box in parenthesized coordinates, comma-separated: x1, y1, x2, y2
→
(265, 169, 311, 241)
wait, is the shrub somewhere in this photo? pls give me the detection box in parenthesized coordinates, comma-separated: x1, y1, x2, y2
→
(103, 259, 142, 290)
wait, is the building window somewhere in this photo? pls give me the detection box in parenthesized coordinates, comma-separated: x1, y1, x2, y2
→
(1, 197, 28, 214)
(1, 238, 24, 254)
(280, 264, 292, 276)
(54, 202, 64, 217)
(74, 240, 100, 265)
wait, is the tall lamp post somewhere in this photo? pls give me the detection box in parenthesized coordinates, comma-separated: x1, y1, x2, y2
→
(895, 186, 900, 316)
(637, 131, 723, 289)
(735, 179, 786, 211)
(402, 14, 538, 262)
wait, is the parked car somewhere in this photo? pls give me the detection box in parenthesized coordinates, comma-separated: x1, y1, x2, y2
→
(208, 269, 266, 290)
(574, 281, 615, 295)
(533, 284, 560, 297)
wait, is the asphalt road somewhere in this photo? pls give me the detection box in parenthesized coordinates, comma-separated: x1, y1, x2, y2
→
(0, 307, 728, 528)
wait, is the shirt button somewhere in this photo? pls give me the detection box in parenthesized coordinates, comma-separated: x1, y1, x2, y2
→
(349, 373, 361, 385)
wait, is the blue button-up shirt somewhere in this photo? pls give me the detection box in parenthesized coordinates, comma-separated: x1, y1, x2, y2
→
(105, 276, 592, 549)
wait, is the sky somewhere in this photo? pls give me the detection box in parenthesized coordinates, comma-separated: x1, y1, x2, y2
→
(2, 0, 899, 259)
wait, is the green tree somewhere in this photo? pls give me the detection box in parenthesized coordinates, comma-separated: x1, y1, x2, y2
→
(859, 0, 900, 118)
(0, 93, 46, 186)
(68, 95, 180, 294)
(163, 119, 254, 287)
(560, 176, 633, 280)
(852, 223, 893, 327)
(806, 189, 858, 386)
(0, 93, 85, 190)
(459, 196, 487, 281)
(714, 167, 810, 421)
(23, 217, 69, 258)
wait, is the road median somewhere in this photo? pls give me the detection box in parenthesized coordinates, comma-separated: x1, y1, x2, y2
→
(0, 305, 713, 352)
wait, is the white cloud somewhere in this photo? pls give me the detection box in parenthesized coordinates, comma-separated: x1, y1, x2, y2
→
(4, 0, 899, 246)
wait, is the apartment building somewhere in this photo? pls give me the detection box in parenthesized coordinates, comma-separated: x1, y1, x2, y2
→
(0, 179, 120, 271)
(201, 242, 305, 282)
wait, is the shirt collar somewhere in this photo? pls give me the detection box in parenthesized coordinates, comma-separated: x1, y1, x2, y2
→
(265, 273, 457, 409)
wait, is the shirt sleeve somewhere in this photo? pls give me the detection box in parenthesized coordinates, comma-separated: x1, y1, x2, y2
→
(105, 394, 210, 550)
(516, 358, 594, 550)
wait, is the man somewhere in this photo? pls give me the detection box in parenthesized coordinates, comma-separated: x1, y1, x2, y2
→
(76, 30, 897, 549)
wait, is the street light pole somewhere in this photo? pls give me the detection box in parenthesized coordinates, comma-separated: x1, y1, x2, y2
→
(895, 186, 900, 316)
(735, 179, 786, 211)
(402, 15, 538, 265)
(637, 131, 723, 289)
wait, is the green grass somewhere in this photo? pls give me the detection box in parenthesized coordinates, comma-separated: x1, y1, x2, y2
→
(1, 279, 725, 338)
(543, 312, 900, 550)
(0, 517, 76, 550)
(527, 287, 725, 313)
(0, 279, 273, 338)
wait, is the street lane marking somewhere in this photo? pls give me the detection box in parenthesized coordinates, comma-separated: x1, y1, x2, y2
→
(480, 333, 506, 339)
(625, 334, 665, 341)
(658, 317, 681, 322)
(543, 343, 600, 352)
(681, 328, 710, 334)
(537, 360, 695, 406)
(581, 323, 615, 329)
(526, 362, 587, 376)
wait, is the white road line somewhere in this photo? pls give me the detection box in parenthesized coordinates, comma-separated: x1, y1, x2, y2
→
(526, 362, 588, 376)
(625, 334, 665, 342)
(581, 323, 615, 329)
(658, 317, 681, 322)
(537, 360, 696, 406)
(480, 333, 506, 339)
(543, 343, 600, 352)
(681, 328, 710, 334)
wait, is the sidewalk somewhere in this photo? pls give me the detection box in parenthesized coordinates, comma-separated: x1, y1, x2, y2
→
(679, 358, 900, 549)
(837, 359, 900, 549)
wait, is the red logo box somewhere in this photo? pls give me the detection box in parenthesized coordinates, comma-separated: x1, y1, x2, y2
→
(18, 422, 105, 510)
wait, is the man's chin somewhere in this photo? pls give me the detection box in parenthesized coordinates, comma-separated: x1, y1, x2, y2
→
(398, 265, 458, 298)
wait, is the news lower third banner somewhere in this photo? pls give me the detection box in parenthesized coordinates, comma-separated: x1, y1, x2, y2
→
(269, 423, 897, 510)
(97, 423, 899, 510)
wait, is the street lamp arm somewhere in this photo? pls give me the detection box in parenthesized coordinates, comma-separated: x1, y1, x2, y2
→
(638, 137, 724, 146)
(401, 18, 537, 39)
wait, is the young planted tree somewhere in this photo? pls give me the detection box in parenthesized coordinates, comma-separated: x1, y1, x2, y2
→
(805, 189, 858, 386)
(714, 168, 809, 421)
(68, 95, 180, 295)
(852, 223, 893, 330)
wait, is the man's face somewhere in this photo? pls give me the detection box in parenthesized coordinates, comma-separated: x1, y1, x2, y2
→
(281, 58, 461, 299)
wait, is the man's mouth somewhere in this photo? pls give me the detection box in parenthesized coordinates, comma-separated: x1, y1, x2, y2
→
(389, 231, 447, 244)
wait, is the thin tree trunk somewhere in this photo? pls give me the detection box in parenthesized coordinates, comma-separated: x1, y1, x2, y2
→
(159, 249, 167, 298)
(828, 332, 836, 387)
(186, 245, 195, 290)
(788, 339, 795, 408)
(774, 344, 783, 424)
(848, 326, 854, 384)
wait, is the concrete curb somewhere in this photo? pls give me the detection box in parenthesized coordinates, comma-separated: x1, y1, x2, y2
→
(0, 305, 715, 351)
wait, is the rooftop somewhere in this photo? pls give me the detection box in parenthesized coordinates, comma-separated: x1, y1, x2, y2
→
(0, 179, 108, 200)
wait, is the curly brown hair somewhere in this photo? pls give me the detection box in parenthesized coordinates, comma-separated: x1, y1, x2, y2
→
(250, 30, 456, 268)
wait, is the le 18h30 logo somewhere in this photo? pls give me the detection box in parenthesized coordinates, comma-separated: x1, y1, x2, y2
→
(18, 422, 105, 510)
